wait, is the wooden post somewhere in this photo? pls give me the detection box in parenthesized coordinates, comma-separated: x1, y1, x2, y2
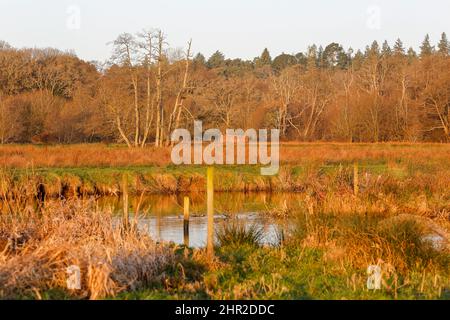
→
(353, 162, 359, 196)
(206, 167, 214, 258)
(122, 174, 129, 230)
(183, 196, 190, 246)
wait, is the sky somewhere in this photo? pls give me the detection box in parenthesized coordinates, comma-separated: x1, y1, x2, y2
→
(0, 0, 449, 62)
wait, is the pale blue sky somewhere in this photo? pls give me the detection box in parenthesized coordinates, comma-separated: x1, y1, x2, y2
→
(1, 0, 449, 62)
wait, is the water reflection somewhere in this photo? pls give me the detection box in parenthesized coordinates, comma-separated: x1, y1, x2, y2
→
(98, 192, 298, 247)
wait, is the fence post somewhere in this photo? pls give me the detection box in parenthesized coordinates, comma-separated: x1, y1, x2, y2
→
(122, 173, 129, 230)
(206, 167, 214, 258)
(183, 196, 190, 246)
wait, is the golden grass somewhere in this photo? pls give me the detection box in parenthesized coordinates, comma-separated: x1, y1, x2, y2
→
(0, 144, 171, 168)
(0, 143, 448, 168)
(0, 200, 174, 299)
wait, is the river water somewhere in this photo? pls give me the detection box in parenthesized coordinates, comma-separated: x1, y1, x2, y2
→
(98, 192, 297, 247)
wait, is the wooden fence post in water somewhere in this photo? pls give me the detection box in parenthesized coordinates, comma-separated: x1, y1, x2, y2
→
(206, 167, 214, 258)
(353, 162, 359, 196)
(183, 196, 190, 246)
(122, 174, 129, 230)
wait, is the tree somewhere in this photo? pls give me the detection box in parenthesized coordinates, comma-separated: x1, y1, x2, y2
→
(0, 40, 11, 50)
(193, 53, 206, 66)
(110, 33, 140, 147)
(322, 43, 346, 68)
(206, 51, 225, 69)
(255, 48, 272, 68)
(393, 38, 405, 55)
(137, 29, 157, 147)
(166, 39, 193, 146)
(269, 66, 301, 137)
(381, 40, 392, 56)
(420, 57, 450, 140)
(438, 32, 449, 56)
(272, 53, 297, 72)
(0, 94, 21, 143)
(367, 41, 380, 57)
(204, 77, 242, 129)
(407, 47, 417, 62)
(306, 45, 318, 70)
(154, 30, 168, 147)
(420, 34, 434, 57)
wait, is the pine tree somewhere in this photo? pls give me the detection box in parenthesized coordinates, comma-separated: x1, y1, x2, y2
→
(420, 34, 434, 57)
(255, 48, 272, 68)
(370, 41, 380, 55)
(193, 53, 206, 65)
(438, 32, 449, 56)
(365, 41, 380, 58)
(307, 45, 318, 70)
(393, 38, 405, 55)
(382, 40, 392, 56)
(407, 47, 417, 62)
(317, 45, 324, 67)
(206, 50, 225, 68)
(272, 53, 297, 71)
(260, 48, 272, 65)
(352, 50, 365, 70)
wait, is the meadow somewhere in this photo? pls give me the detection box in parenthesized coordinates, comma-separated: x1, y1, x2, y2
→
(0, 143, 448, 299)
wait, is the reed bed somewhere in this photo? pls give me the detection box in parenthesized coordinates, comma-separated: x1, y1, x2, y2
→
(0, 199, 174, 300)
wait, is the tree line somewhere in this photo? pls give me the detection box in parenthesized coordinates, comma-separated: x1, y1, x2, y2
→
(0, 31, 449, 145)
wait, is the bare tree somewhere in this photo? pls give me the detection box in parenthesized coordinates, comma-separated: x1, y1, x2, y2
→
(137, 29, 156, 147)
(154, 30, 167, 147)
(111, 33, 141, 146)
(166, 39, 193, 146)
(270, 67, 301, 137)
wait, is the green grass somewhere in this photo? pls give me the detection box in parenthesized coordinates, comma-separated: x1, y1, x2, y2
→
(115, 244, 449, 300)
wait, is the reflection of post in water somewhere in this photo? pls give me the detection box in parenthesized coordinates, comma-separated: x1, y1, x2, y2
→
(156, 209, 162, 241)
(207, 167, 214, 258)
(183, 196, 190, 246)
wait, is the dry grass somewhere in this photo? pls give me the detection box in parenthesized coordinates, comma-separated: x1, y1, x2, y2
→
(0, 199, 174, 299)
(0, 143, 448, 169)
(0, 144, 171, 168)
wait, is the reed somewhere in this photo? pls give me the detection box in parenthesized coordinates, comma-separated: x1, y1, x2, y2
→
(0, 199, 174, 299)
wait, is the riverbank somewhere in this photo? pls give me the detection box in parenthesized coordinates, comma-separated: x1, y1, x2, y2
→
(0, 199, 448, 300)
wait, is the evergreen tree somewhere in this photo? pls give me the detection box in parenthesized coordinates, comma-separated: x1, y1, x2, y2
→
(420, 34, 434, 57)
(260, 48, 272, 65)
(438, 32, 449, 55)
(295, 52, 308, 67)
(407, 47, 418, 63)
(193, 53, 206, 65)
(370, 40, 380, 55)
(322, 43, 348, 69)
(272, 53, 297, 72)
(381, 40, 392, 56)
(254, 48, 272, 68)
(317, 45, 324, 67)
(306, 45, 318, 70)
(393, 38, 405, 55)
(206, 50, 225, 68)
(352, 50, 365, 70)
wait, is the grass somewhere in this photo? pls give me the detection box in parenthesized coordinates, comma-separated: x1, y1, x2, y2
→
(118, 218, 449, 300)
(216, 222, 265, 248)
(0, 143, 448, 300)
(0, 200, 175, 300)
(0, 193, 448, 300)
